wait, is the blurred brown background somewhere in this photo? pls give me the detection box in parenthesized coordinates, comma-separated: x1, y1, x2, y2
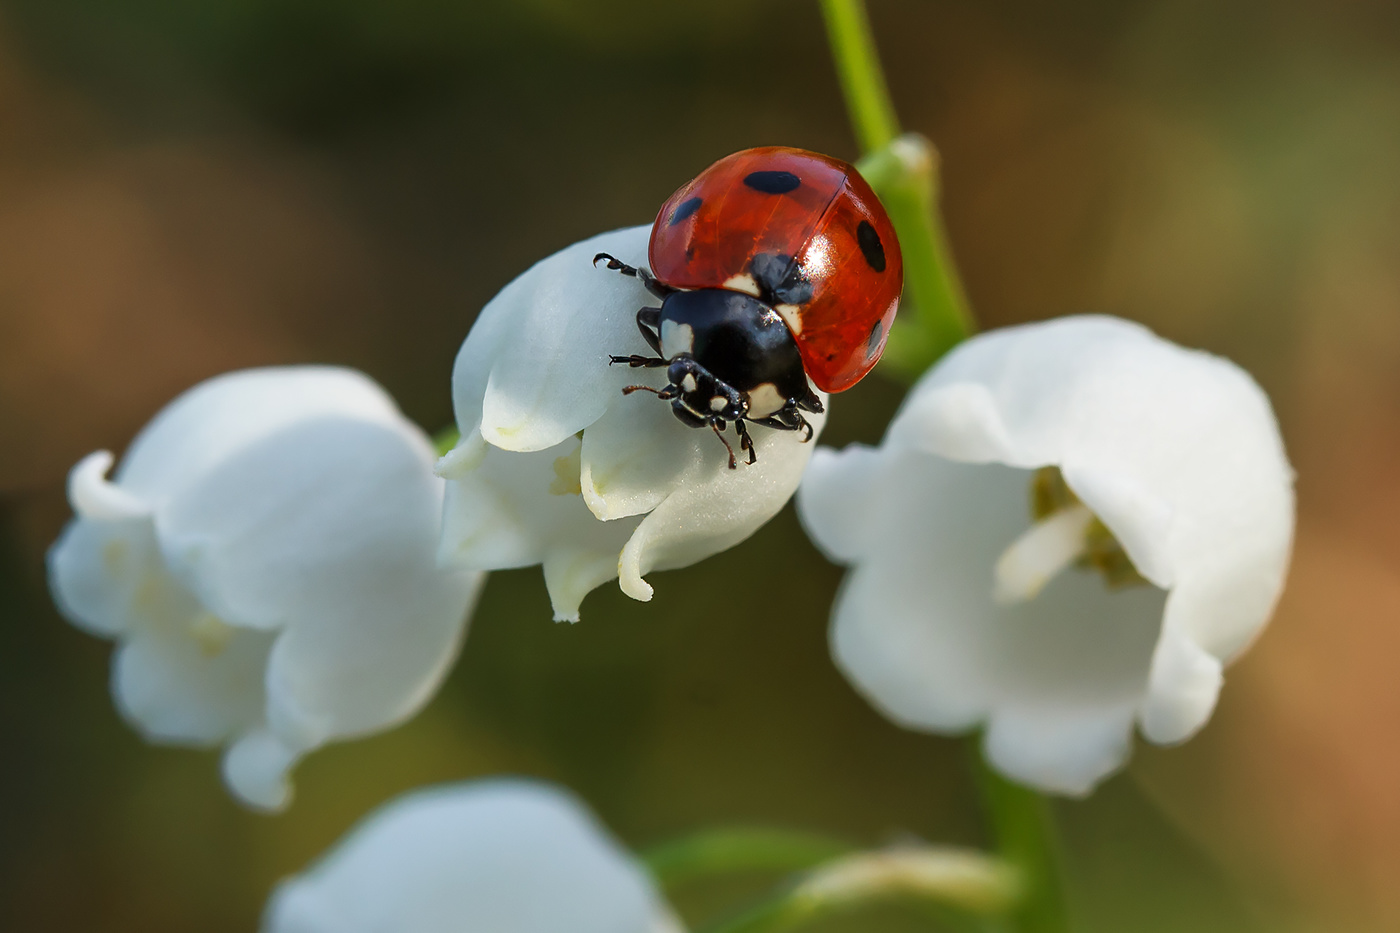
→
(1, 1, 1397, 930)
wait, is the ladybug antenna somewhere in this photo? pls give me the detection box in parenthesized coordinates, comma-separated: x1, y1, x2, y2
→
(622, 384, 679, 400)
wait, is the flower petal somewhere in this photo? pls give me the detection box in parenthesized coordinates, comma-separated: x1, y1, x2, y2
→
(223, 727, 304, 811)
(805, 315, 1294, 794)
(112, 614, 274, 745)
(1059, 463, 1175, 588)
(983, 704, 1137, 797)
(616, 404, 826, 601)
(542, 547, 629, 624)
(50, 365, 482, 811)
(461, 226, 654, 452)
(262, 563, 482, 747)
(796, 444, 888, 565)
(1138, 624, 1223, 744)
(154, 416, 444, 632)
(439, 436, 640, 597)
(261, 780, 679, 933)
(115, 367, 405, 504)
(578, 390, 703, 522)
(438, 436, 565, 570)
(48, 514, 175, 637)
(819, 449, 1167, 754)
(68, 451, 151, 520)
(439, 437, 639, 621)
(887, 383, 1018, 464)
(904, 316, 1294, 641)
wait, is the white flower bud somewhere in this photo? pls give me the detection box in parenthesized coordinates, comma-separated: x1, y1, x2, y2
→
(438, 226, 826, 621)
(798, 316, 1294, 795)
(262, 779, 682, 933)
(47, 367, 484, 811)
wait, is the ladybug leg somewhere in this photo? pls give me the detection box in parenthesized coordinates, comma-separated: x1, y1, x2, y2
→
(750, 405, 814, 442)
(610, 354, 668, 368)
(609, 308, 667, 367)
(750, 414, 795, 432)
(636, 307, 663, 355)
(709, 419, 738, 470)
(797, 386, 824, 414)
(734, 419, 758, 465)
(593, 253, 672, 300)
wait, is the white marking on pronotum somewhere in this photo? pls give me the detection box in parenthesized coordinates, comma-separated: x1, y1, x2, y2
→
(681, 373, 699, 393)
(660, 320, 695, 358)
(722, 273, 762, 298)
(709, 395, 728, 412)
(747, 382, 785, 419)
(774, 303, 803, 336)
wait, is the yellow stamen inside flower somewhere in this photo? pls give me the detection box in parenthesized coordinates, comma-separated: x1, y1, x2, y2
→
(548, 445, 583, 497)
(994, 467, 1147, 604)
(191, 611, 235, 658)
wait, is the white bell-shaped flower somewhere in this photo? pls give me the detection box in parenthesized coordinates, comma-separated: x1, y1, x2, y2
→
(262, 778, 682, 933)
(797, 316, 1294, 795)
(48, 367, 484, 811)
(437, 225, 827, 621)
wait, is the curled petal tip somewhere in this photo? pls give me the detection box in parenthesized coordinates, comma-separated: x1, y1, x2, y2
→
(616, 545, 655, 603)
(435, 431, 487, 479)
(68, 451, 151, 521)
(223, 729, 300, 812)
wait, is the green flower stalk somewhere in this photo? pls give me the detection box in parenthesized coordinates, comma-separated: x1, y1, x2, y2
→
(817, 3, 1070, 932)
(821, 0, 973, 378)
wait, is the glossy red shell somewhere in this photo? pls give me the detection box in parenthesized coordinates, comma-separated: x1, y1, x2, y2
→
(648, 147, 903, 393)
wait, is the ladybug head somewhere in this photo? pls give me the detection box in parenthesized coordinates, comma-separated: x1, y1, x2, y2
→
(666, 357, 747, 426)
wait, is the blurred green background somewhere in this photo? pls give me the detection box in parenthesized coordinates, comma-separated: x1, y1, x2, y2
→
(2, 0, 1399, 930)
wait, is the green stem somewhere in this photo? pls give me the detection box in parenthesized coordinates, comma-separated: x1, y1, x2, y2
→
(821, 7, 1065, 932)
(821, 0, 973, 378)
(819, 0, 900, 152)
(698, 847, 1020, 933)
(643, 827, 852, 888)
(973, 755, 1073, 933)
(856, 138, 973, 374)
(432, 425, 461, 457)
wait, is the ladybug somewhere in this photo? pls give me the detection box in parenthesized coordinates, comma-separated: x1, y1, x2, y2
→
(596, 146, 903, 469)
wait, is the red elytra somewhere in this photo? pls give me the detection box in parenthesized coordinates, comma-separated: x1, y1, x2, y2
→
(648, 147, 903, 393)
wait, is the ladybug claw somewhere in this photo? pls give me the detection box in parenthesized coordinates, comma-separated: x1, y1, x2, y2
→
(710, 421, 738, 470)
(610, 354, 668, 368)
(595, 253, 672, 299)
(735, 420, 759, 466)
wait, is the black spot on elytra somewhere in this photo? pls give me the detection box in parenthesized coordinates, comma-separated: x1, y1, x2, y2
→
(856, 220, 886, 272)
(744, 170, 801, 194)
(867, 319, 883, 357)
(670, 196, 702, 225)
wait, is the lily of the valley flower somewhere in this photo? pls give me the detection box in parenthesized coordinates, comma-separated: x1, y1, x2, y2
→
(797, 316, 1294, 795)
(437, 225, 827, 621)
(262, 779, 682, 933)
(48, 367, 483, 811)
